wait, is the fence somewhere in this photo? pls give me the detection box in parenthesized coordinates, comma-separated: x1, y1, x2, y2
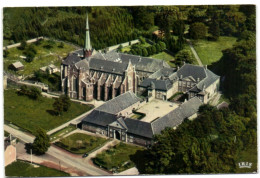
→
(3, 36, 82, 51)
(104, 39, 140, 52)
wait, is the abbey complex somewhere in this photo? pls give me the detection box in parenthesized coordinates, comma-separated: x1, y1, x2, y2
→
(61, 13, 220, 146)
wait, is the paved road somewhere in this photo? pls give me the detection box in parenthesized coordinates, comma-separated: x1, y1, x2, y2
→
(186, 39, 203, 66)
(4, 125, 35, 143)
(4, 124, 111, 176)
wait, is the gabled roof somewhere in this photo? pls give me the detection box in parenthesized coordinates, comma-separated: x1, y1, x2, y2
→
(62, 53, 82, 65)
(177, 64, 207, 81)
(151, 97, 203, 135)
(118, 53, 169, 73)
(82, 110, 117, 127)
(139, 78, 173, 91)
(197, 69, 220, 90)
(95, 91, 141, 114)
(124, 118, 154, 138)
(149, 68, 176, 79)
(89, 58, 128, 75)
(75, 59, 89, 70)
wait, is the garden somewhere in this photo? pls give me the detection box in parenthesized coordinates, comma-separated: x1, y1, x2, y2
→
(92, 142, 144, 173)
(55, 133, 108, 154)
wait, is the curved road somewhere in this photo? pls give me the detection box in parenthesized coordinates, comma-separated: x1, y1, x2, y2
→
(4, 124, 111, 176)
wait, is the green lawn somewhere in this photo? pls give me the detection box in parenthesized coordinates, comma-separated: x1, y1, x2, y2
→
(4, 89, 93, 134)
(192, 36, 237, 65)
(235, 146, 257, 173)
(55, 133, 108, 154)
(150, 52, 175, 67)
(4, 39, 76, 76)
(50, 125, 77, 142)
(5, 160, 69, 177)
(93, 142, 144, 172)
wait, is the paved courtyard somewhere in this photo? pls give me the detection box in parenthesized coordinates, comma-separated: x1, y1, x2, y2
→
(136, 99, 179, 123)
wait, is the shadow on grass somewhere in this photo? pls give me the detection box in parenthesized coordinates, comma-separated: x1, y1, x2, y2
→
(46, 109, 58, 116)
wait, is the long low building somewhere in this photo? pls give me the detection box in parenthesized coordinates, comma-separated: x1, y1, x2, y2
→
(82, 91, 203, 146)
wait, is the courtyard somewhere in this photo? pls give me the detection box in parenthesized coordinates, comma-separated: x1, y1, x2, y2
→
(131, 98, 179, 123)
(55, 132, 108, 154)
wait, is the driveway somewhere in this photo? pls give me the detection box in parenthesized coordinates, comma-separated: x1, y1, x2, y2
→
(186, 39, 203, 66)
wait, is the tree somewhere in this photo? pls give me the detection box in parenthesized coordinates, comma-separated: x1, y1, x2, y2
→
(159, 41, 166, 51)
(32, 128, 50, 155)
(53, 98, 64, 116)
(155, 43, 161, 53)
(53, 95, 71, 115)
(60, 94, 71, 112)
(142, 48, 148, 57)
(209, 13, 220, 41)
(117, 44, 123, 52)
(189, 22, 207, 40)
(175, 49, 195, 66)
(30, 87, 42, 100)
(151, 45, 157, 54)
(139, 36, 146, 44)
(19, 40, 27, 50)
(25, 50, 35, 63)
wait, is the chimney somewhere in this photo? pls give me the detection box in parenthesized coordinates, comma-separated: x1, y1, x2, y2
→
(205, 65, 207, 70)
(197, 78, 200, 82)
(177, 66, 179, 70)
(180, 75, 183, 79)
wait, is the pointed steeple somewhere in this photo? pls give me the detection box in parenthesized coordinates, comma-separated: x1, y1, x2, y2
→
(84, 10, 92, 58)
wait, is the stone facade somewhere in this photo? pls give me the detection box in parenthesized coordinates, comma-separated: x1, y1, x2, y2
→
(61, 61, 138, 101)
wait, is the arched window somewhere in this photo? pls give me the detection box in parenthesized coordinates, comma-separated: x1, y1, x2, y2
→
(72, 76, 78, 92)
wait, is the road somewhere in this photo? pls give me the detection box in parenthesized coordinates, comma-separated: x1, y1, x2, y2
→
(186, 39, 203, 66)
(4, 124, 111, 176)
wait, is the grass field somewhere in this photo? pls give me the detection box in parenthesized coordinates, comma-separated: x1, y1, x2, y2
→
(4, 89, 93, 134)
(192, 36, 237, 65)
(93, 142, 144, 172)
(5, 160, 69, 177)
(4, 39, 76, 76)
(150, 52, 175, 67)
(55, 133, 108, 154)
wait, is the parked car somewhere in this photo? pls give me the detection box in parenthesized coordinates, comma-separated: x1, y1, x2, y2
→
(82, 153, 88, 158)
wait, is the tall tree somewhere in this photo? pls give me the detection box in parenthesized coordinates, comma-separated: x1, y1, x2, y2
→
(32, 128, 50, 155)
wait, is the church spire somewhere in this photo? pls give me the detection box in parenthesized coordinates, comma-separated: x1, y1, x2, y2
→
(84, 10, 92, 58)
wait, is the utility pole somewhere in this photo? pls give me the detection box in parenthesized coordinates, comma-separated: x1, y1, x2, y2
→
(30, 149, 32, 164)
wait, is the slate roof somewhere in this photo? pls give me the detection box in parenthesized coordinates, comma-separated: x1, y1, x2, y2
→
(124, 118, 154, 138)
(82, 110, 117, 127)
(95, 91, 141, 114)
(177, 64, 207, 81)
(151, 97, 203, 135)
(75, 59, 89, 70)
(62, 53, 82, 65)
(197, 69, 220, 90)
(139, 78, 173, 91)
(149, 68, 176, 79)
(73, 49, 84, 57)
(89, 58, 128, 75)
(119, 53, 169, 73)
